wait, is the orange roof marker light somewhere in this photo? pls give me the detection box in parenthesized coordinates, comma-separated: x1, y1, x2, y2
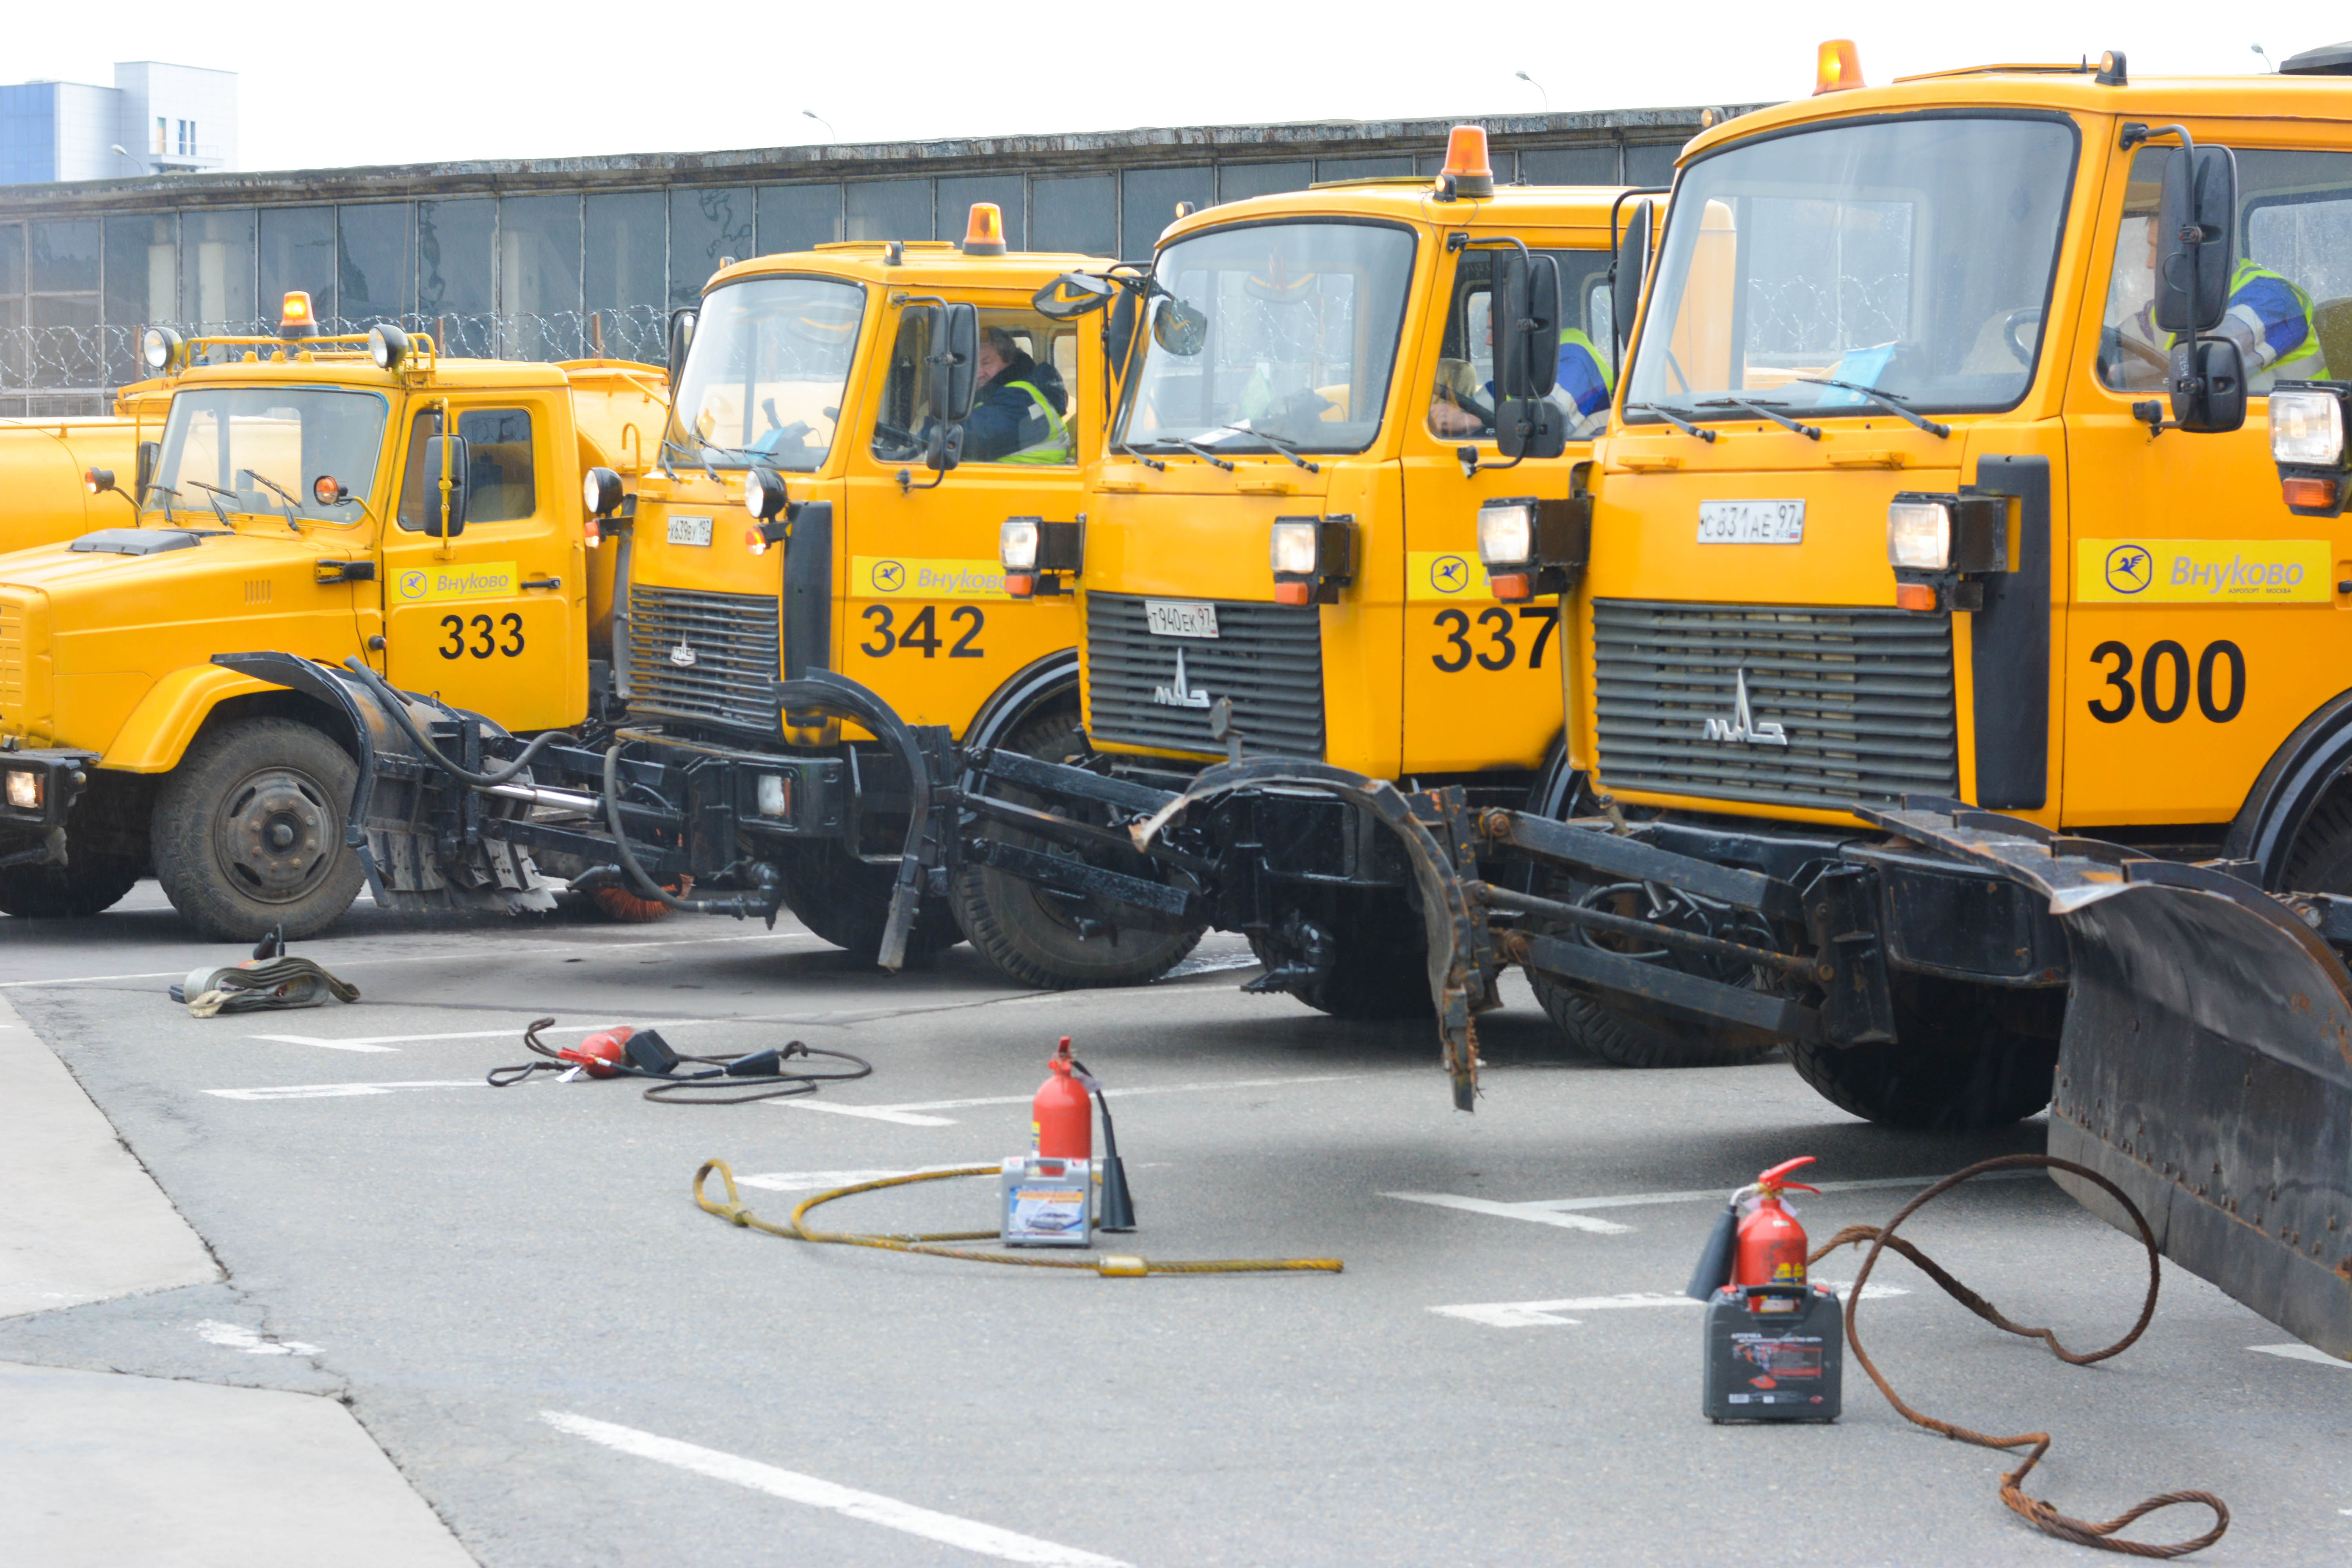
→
(1815, 39, 1863, 95)
(1435, 125, 1494, 201)
(278, 290, 317, 340)
(963, 203, 1007, 256)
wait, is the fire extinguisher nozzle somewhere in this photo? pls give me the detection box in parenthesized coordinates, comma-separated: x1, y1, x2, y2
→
(1686, 1201, 1740, 1301)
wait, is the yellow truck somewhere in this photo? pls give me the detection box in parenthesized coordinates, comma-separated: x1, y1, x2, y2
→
(220, 212, 1141, 967)
(0, 306, 666, 928)
(0, 384, 173, 552)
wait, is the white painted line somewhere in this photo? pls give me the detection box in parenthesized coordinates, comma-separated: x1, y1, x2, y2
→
(204, 1080, 484, 1102)
(781, 1072, 1367, 1127)
(543, 1411, 1129, 1566)
(2250, 1343, 2352, 1369)
(196, 1320, 321, 1356)
(1384, 1192, 1635, 1235)
(737, 1165, 979, 1194)
(1432, 1282, 1907, 1328)
(246, 1034, 403, 1053)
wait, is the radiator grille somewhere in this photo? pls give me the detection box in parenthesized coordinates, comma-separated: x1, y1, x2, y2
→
(1085, 593, 1324, 759)
(1591, 599, 1958, 810)
(625, 584, 780, 733)
(0, 593, 26, 726)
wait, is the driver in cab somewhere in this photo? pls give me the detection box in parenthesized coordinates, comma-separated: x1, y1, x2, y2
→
(2105, 212, 2326, 393)
(1429, 309, 1613, 441)
(965, 327, 1072, 463)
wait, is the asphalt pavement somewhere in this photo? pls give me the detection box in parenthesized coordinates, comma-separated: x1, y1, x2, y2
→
(2, 882, 2347, 1566)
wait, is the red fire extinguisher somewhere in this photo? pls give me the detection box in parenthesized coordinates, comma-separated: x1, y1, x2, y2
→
(1733, 1156, 1820, 1289)
(1033, 1036, 1092, 1158)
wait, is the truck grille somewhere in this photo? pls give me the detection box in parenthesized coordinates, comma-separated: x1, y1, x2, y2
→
(0, 593, 26, 726)
(626, 585, 780, 733)
(1591, 599, 1958, 810)
(1085, 593, 1324, 759)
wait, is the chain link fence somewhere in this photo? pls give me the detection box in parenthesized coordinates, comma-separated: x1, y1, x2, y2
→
(0, 309, 668, 418)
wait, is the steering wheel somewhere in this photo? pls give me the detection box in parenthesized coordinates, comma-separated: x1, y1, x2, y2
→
(2001, 308, 2044, 367)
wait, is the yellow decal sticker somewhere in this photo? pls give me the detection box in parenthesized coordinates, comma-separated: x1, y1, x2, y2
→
(390, 561, 519, 603)
(851, 555, 1008, 600)
(1406, 550, 1498, 602)
(2076, 539, 2331, 604)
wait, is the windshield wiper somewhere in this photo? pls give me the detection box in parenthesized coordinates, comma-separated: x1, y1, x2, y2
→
(1789, 376, 1952, 439)
(1135, 438, 1236, 472)
(240, 469, 305, 530)
(1624, 403, 1719, 443)
(1113, 441, 1166, 472)
(1214, 424, 1319, 473)
(142, 483, 178, 524)
(1700, 397, 1822, 441)
(183, 479, 238, 527)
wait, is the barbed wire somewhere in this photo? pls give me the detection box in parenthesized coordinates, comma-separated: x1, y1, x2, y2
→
(0, 309, 668, 405)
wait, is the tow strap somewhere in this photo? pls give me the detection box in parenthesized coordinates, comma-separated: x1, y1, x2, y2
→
(173, 930, 361, 1017)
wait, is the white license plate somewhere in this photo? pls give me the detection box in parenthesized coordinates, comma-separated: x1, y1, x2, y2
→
(1145, 600, 1219, 639)
(1697, 500, 1806, 544)
(667, 514, 714, 547)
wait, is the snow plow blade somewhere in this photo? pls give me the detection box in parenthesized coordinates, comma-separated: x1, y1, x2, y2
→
(1866, 803, 2352, 1359)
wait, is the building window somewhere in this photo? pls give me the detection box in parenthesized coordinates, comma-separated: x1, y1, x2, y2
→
(153, 117, 167, 155)
(179, 121, 196, 158)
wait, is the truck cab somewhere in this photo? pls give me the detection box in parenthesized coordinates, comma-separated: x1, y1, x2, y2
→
(0, 309, 662, 934)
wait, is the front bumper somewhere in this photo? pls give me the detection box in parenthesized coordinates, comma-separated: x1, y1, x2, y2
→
(0, 748, 95, 866)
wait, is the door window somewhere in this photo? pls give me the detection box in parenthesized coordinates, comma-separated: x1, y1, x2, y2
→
(1426, 248, 1615, 441)
(396, 407, 537, 529)
(870, 308, 1080, 466)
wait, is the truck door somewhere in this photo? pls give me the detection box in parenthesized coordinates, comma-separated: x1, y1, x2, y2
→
(1397, 242, 1602, 773)
(2060, 138, 2352, 830)
(839, 297, 1083, 732)
(377, 397, 583, 731)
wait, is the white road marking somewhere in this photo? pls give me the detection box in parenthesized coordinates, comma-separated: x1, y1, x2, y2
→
(249, 1017, 703, 1050)
(204, 1080, 484, 1102)
(1432, 1282, 1908, 1328)
(1387, 1169, 2047, 1233)
(245, 1034, 403, 1053)
(737, 1165, 979, 1193)
(543, 1411, 1129, 1567)
(780, 1073, 1367, 1128)
(2250, 1343, 2352, 1369)
(196, 1320, 321, 1356)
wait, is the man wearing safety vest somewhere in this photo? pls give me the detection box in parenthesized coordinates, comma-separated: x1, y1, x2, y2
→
(2122, 215, 2328, 392)
(966, 326, 1073, 463)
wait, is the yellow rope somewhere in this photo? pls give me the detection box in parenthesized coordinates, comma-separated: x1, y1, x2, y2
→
(693, 1160, 1343, 1278)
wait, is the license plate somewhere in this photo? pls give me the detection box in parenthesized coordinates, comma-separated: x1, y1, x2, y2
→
(1145, 600, 1219, 639)
(1697, 500, 1805, 544)
(667, 514, 714, 547)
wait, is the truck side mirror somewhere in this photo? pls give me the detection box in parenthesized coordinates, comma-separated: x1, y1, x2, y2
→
(2154, 143, 2237, 337)
(930, 302, 979, 425)
(1493, 249, 1561, 401)
(666, 307, 698, 388)
(135, 440, 159, 503)
(1612, 200, 1653, 363)
(1495, 397, 1567, 461)
(421, 435, 470, 537)
(1106, 287, 1140, 389)
(1032, 272, 1114, 319)
(2171, 336, 2247, 434)
(926, 423, 965, 474)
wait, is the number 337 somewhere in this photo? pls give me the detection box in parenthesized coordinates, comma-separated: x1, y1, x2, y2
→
(440, 612, 525, 659)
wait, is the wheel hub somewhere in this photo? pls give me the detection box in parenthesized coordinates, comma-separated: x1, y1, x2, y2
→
(216, 769, 336, 902)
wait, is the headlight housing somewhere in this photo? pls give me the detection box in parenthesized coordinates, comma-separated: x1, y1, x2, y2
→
(1887, 501, 1952, 572)
(755, 773, 789, 818)
(1268, 519, 1320, 577)
(1000, 517, 1041, 573)
(141, 327, 181, 372)
(367, 323, 409, 370)
(4, 769, 42, 811)
(1268, 516, 1353, 606)
(1475, 501, 1535, 571)
(2272, 388, 2346, 467)
(742, 466, 789, 522)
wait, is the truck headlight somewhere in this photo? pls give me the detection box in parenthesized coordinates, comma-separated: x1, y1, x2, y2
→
(1887, 501, 1952, 572)
(2272, 389, 2346, 466)
(755, 773, 789, 818)
(1269, 519, 1320, 577)
(1000, 517, 1041, 572)
(4, 769, 41, 811)
(1476, 501, 1535, 571)
(141, 327, 180, 372)
(742, 466, 789, 522)
(367, 324, 410, 370)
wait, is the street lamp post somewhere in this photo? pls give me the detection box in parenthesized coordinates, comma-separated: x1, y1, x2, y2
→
(802, 111, 837, 143)
(1514, 71, 1548, 113)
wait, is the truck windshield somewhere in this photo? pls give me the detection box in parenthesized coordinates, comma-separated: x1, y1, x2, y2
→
(145, 387, 389, 525)
(664, 276, 864, 471)
(1119, 220, 1415, 455)
(1623, 116, 2077, 422)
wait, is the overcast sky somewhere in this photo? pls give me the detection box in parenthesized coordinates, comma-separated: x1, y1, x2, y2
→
(14, 3, 2337, 173)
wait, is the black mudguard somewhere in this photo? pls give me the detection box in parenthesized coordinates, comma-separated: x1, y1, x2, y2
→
(1865, 802, 2352, 1359)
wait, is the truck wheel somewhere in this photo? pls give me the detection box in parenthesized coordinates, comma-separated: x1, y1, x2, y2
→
(951, 710, 1202, 989)
(1786, 974, 2058, 1129)
(0, 853, 143, 918)
(2284, 790, 2352, 891)
(1530, 981, 1782, 1068)
(151, 718, 368, 942)
(775, 839, 958, 966)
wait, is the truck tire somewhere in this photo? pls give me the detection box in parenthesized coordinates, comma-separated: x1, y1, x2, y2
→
(1786, 974, 2058, 1129)
(775, 839, 958, 966)
(2284, 789, 2352, 892)
(1530, 980, 1782, 1068)
(151, 718, 368, 942)
(0, 852, 144, 918)
(951, 710, 1201, 989)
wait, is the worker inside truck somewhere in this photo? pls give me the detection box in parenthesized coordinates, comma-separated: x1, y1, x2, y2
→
(873, 312, 1078, 465)
(1427, 249, 1615, 439)
(2099, 149, 2341, 394)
